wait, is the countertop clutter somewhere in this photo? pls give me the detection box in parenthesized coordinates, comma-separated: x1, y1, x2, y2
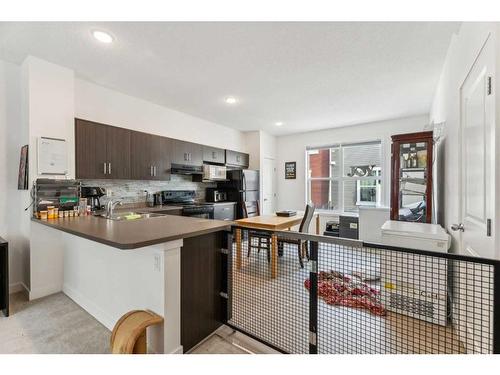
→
(32, 214, 231, 250)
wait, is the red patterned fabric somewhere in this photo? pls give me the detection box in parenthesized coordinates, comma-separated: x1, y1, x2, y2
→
(304, 271, 386, 316)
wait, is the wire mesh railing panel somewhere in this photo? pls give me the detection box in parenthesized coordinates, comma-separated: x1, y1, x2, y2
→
(227, 228, 310, 353)
(226, 226, 498, 354)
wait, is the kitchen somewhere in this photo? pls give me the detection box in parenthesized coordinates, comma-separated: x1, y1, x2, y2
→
(29, 116, 264, 354)
(1, 20, 500, 359)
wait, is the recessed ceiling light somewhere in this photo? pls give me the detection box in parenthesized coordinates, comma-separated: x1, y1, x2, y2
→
(275, 122, 284, 126)
(224, 96, 238, 105)
(92, 30, 114, 44)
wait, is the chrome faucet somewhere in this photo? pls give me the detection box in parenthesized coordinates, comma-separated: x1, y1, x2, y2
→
(106, 199, 123, 218)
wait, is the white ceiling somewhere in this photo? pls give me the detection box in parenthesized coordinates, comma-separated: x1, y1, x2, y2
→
(0, 22, 459, 135)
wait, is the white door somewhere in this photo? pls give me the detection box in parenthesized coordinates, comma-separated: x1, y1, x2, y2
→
(262, 158, 276, 214)
(456, 35, 495, 260)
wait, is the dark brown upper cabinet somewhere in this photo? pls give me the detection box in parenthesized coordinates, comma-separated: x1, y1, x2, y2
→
(130, 131, 171, 180)
(202, 146, 225, 165)
(171, 140, 203, 166)
(75, 119, 131, 179)
(225, 150, 249, 169)
(75, 118, 251, 181)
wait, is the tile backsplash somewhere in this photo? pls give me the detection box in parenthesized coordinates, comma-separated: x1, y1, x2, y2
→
(81, 175, 215, 205)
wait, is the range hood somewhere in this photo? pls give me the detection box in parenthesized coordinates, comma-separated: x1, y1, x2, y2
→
(170, 163, 203, 175)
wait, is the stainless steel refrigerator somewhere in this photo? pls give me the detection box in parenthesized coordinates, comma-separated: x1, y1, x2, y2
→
(217, 169, 259, 219)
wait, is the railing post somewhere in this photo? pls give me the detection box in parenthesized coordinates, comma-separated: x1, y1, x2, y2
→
(220, 229, 233, 323)
(494, 263, 500, 354)
(309, 240, 318, 354)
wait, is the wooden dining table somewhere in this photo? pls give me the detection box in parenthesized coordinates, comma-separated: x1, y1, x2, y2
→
(234, 215, 303, 279)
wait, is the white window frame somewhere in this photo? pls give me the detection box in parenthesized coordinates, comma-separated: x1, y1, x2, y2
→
(305, 141, 382, 213)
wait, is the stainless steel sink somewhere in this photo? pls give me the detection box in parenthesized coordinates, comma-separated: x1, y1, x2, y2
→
(96, 212, 167, 221)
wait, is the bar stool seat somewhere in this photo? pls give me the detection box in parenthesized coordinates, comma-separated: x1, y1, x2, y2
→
(110, 309, 164, 354)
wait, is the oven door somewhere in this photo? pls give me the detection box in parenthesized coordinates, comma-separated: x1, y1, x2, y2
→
(182, 208, 214, 220)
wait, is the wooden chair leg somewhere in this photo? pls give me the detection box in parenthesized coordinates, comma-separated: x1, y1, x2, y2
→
(247, 236, 252, 257)
(298, 243, 304, 268)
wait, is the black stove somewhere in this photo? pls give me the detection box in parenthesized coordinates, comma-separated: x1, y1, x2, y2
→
(160, 190, 214, 219)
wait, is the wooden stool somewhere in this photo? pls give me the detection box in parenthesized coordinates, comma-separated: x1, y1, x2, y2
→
(110, 310, 164, 354)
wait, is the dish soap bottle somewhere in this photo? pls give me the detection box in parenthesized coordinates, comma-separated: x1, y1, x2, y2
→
(145, 190, 154, 207)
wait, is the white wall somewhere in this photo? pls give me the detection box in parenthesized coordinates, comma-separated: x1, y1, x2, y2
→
(243, 130, 277, 210)
(75, 79, 247, 152)
(0, 59, 30, 292)
(429, 22, 499, 255)
(275, 115, 429, 212)
(244, 131, 260, 170)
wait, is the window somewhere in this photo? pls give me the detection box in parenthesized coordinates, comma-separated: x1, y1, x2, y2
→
(306, 141, 382, 212)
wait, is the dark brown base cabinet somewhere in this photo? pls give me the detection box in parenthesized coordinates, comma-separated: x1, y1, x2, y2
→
(181, 232, 223, 352)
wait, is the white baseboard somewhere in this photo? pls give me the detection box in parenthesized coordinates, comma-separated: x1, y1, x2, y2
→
(9, 282, 29, 295)
(63, 283, 116, 331)
(29, 283, 63, 301)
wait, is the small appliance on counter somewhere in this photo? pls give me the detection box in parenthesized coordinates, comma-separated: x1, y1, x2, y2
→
(33, 179, 81, 217)
(81, 186, 106, 211)
(324, 221, 340, 237)
(205, 188, 228, 203)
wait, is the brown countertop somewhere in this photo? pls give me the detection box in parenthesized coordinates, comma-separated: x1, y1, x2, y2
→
(32, 215, 232, 250)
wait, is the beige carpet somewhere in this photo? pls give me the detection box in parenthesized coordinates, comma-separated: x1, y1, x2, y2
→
(1, 292, 272, 354)
(0, 292, 110, 354)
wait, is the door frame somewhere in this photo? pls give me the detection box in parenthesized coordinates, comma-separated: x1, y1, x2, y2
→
(458, 32, 495, 257)
(262, 157, 277, 214)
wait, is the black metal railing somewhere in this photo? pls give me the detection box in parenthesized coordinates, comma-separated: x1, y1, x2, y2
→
(221, 226, 500, 354)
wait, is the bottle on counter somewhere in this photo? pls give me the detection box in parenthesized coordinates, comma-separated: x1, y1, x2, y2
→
(47, 206, 55, 219)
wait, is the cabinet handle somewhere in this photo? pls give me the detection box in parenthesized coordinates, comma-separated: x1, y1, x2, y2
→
(188, 153, 192, 161)
(184, 153, 188, 161)
(236, 155, 241, 162)
(212, 151, 216, 159)
(150, 165, 154, 177)
(103, 163, 107, 175)
(108, 163, 111, 174)
(154, 166, 157, 177)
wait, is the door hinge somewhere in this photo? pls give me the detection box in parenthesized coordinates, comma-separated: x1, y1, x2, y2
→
(219, 292, 228, 299)
(487, 76, 493, 95)
(309, 260, 317, 274)
(487, 219, 492, 237)
(309, 331, 317, 346)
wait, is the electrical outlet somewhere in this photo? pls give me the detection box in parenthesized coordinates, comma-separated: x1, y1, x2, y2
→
(154, 254, 161, 272)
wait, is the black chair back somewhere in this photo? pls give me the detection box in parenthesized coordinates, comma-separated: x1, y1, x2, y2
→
(298, 204, 315, 233)
(243, 201, 260, 218)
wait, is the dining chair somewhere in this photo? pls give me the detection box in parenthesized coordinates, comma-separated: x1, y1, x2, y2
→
(243, 200, 271, 262)
(279, 204, 315, 268)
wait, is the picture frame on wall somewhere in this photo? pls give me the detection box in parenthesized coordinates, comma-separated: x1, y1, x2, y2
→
(18, 145, 29, 190)
(285, 161, 296, 179)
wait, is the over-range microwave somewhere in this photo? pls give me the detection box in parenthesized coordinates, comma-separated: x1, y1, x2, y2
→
(202, 164, 227, 181)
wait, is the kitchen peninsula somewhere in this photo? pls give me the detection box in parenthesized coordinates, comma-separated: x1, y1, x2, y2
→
(31, 213, 231, 353)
